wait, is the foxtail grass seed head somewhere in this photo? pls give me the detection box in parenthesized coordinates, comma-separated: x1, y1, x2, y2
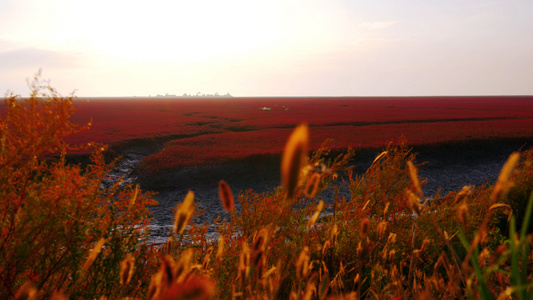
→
(176, 249, 193, 283)
(457, 202, 469, 229)
(489, 203, 513, 221)
(129, 184, 139, 208)
(354, 273, 361, 285)
(407, 161, 423, 196)
(455, 185, 473, 203)
(304, 172, 321, 198)
(356, 242, 363, 258)
(15, 282, 37, 300)
(161, 255, 177, 286)
(216, 235, 225, 262)
(159, 276, 215, 300)
(166, 239, 174, 255)
(120, 253, 135, 285)
(307, 200, 324, 230)
(491, 152, 520, 203)
(148, 270, 163, 300)
(490, 244, 507, 265)
(478, 248, 490, 269)
(296, 246, 310, 280)
(300, 164, 313, 185)
(202, 246, 214, 270)
(388, 250, 396, 262)
(360, 218, 370, 238)
(372, 151, 388, 165)
(253, 228, 269, 253)
(281, 123, 309, 200)
(322, 240, 331, 256)
(407, 190, 422, 216)
(332, 173, 338, 181)
(218, 180, 234, 212)
(383, 202, 390, 215)
(387, 233, 397, 244)
(174, 191, 195, 235)
(420, 239, 430, 252)
(262, 266, 277, 282)
(51, 291, 69, 300)
(238, 243, 251, 282)
(82, 238, 106, 271)
(331, 224, 339, 245)
(377, 221, 388, 240)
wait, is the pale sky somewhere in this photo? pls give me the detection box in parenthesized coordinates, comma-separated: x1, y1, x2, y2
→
(1, 0, 532, 97)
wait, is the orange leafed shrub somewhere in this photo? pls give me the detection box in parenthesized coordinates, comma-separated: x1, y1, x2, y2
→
(0, 73, 158, 299)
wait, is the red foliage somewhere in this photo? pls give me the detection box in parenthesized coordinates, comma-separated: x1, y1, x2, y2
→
(40, 96, 533, 171)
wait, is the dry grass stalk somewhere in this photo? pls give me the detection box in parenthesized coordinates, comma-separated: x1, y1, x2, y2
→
(82, 238, 106, 271)
(218, 180, 235, 213)
(174, 191, 195, 235)
(119, 253, 135, 285)
(281, 123, 309, 200)
(490, 152, 520, 203)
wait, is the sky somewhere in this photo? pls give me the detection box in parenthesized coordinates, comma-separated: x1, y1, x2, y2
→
(1, 0, 532, 97)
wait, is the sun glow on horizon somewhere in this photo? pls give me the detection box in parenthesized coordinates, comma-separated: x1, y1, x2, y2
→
(1, 0, 532, 97)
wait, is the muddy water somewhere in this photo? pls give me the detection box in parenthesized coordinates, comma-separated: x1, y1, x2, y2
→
(110, 139, 532, 244)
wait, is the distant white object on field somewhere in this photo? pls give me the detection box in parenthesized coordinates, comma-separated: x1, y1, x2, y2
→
(260, 107, 272, 111)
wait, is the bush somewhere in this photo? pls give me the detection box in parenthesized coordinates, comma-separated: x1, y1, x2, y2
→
(0, 73, 157, 298)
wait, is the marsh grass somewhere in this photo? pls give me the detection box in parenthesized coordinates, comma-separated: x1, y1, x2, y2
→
(3, 75, 533, 299)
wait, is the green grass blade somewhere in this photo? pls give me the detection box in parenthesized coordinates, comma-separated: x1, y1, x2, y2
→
(509, 216, 524, 299)
(457, 231, 494, 300)
(520, 192, 533, 241)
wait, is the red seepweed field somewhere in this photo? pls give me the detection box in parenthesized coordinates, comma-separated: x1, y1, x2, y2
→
(66, 96, 533, 173)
